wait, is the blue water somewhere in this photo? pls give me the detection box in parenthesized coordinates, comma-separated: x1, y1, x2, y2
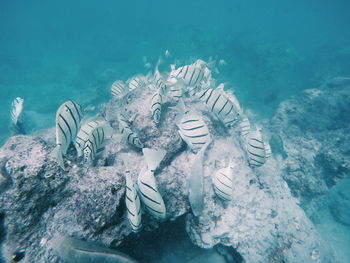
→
(1, 0, 350, 262)
(1, 0, 350, 144)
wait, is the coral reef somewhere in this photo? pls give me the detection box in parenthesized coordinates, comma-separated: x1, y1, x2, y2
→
(1, 77, 347, 263)
(269, 77, 350, 209)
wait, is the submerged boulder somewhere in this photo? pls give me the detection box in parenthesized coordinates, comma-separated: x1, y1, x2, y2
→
(269, 77, 350, 206)
(0, 76, 341, 263)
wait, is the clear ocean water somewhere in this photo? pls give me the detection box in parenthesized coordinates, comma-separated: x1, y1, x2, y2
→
(1, 0, 350, 262)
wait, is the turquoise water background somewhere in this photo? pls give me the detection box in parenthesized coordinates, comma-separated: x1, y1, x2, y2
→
(1, 1, 350, 262)
(1, 0, 350, 144)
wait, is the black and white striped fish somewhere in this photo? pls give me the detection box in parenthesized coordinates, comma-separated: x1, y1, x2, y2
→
(10, 97, 24, 126)
(154, 63, 166, 95)
(150, 89, 163, 124)
(197, 86, 241, 127)
(239, 116, 250, 138)
(264, 142, 272, 159)
(172, 100, 211, 153)
(167, 78, 184, 99)
(169, 63, 206, 94)
(128, 75, 148, 91)
(111, 81, 128, 99)
(125, 171, 142, 232)
(246, 130, 266, 167)
(213, 166, 234, 201)
(137, 148, 166, 220)
(82, 121, 111, 163)
(75, 118, 105, 157)
(53, 100, 83, 170)
(118, 114, 144, 149)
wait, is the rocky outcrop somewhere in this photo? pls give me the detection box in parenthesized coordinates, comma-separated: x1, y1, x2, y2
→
(0, 78, 339, 263)
(329, 179, 350, 226)
(269, 77, 350, 208)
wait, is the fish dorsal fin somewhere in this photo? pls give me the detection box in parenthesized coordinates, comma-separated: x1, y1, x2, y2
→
(170, 64, 176, 71)
(216, 83, 225, 92)
(142, 148, 167, 172)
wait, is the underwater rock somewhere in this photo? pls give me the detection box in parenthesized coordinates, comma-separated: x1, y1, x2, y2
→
(269, 77, 350, 206)
(0, 76, 338, 263)
(329, 180, 350, 226)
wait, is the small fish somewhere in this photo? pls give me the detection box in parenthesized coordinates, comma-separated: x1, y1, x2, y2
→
(239, 115, 250, 138)
(165, 49, 171, 58)
(11, 97, 24, 126)
(82, 121, 111, 163)
(218, 59, 226, 66)
(153, 61, 166, 95)
(117, 114, 144, 149)
(213, 165, 234, 201)
(171, 100, 211, 153)
(246, 130, 266, 167)
(264, 142, 272, 159)
(198, 85, 241, 127)
(169, 63, 205, 94)
(188, 139, 211, 217)
(51, 235, 138, 263)
(75, 118, 106, 157)
(137, 148, 166, 220)
(52, 100, 83, 171)
(128, 75, 148, 91)
(111, 81, 128, 99)
(150, 89, 163, 124)
(125, 171, 142, 232)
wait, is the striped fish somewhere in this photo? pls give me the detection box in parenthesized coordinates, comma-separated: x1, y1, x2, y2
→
(264, 142, 272, 158)
(128, 75, 148, 91)
(177, 113, 211, 154)
(53, 100, 83, 170)
(75, 118, 105, 157)
(170, 63, 206, 94)
(154, 63, 166, 95)
(137, 148, 166, 219)
(246, 130, 266, 167)
(188, 139, 211, 217)
(239, 116, 250, 138)
(82, 122, 111, 163)
(10, 97, 24, 126)
(150, 89, 163, 124)
(213, 166, 233, 201)
(111, 80, 128, 99)
(166, 77, 183, 99)
(198, 87, 240, 127)
(125, 171, 142, 232)
(118, 114, 144, 149)
(172, 100, 211, 153)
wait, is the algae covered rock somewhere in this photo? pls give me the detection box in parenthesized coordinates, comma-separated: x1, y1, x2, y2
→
(0, 76, 343, 263)
(269, 77, 350, 204)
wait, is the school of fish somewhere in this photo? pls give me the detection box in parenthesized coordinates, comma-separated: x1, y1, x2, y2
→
(9, 55, 272, 234)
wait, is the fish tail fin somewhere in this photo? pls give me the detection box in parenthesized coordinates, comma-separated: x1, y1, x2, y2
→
(52, 145, 66, 171)
(142, 148, 166, 172)
(169, 99, 186, 115)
